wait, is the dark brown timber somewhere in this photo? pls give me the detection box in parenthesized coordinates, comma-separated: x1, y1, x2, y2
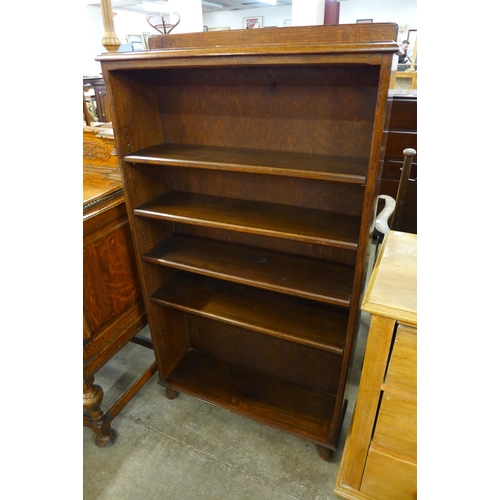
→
(97, 23, 398, 459)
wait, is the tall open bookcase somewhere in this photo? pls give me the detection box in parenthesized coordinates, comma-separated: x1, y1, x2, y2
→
(98, 23, 398, 459)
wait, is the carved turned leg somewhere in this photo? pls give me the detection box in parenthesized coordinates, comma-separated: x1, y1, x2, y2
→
(317, 444, 334, 461)
(166, 387, 179, 400)
(83, 375, 116, 447)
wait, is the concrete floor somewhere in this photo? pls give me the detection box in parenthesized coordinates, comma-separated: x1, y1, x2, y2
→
(83, 312, 370, 500)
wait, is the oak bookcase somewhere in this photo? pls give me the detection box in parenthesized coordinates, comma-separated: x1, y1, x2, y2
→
(97, 23, 398, 459)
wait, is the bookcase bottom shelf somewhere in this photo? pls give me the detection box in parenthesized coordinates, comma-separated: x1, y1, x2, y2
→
(160, 349, 337, 446)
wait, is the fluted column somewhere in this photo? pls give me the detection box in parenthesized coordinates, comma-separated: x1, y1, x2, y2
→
(101, 0, 121, 52)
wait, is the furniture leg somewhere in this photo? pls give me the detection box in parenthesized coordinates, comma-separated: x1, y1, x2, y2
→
(166, 387, 179, 400)
(317, 445, 334, 462)
(83, 375, 116, 447)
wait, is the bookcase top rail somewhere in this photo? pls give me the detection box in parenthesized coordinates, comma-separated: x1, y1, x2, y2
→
(97, 23, 399, 63)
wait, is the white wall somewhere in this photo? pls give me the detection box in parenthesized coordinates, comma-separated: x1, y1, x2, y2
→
(203, 6, 292, 30)
(340, 0, 417, 43)
(292, 0, 324, 26)
(83, 4, 154, 75)
(83, 5, 108, 76)
(84, 5, 168, 75)
(167, 0, 204, 33)
(83, 1, 417, 74)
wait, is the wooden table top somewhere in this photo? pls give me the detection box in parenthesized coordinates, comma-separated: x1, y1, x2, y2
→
(361, 231, 417, 326)
(83, 168, 122, 208)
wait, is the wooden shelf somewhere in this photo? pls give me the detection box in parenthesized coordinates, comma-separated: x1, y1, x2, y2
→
(143, 234, 354, 307)
(134, 191, 361, 250)
(125, 143, 368, 184)
(161, 349, 336, 442)
(150, 272, 348, 354)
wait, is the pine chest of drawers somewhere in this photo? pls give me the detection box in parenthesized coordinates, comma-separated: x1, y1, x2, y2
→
(335, 231, 417, 498)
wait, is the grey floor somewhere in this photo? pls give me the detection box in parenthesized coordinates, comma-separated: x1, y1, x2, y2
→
(84, 311, 370, 500)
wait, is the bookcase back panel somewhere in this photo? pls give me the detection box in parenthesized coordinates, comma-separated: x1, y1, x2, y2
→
(174, 224, 357, 266)
(187, 314, 342, 395)
(166, 167, 365, 215)
(153, 65, 378, 158)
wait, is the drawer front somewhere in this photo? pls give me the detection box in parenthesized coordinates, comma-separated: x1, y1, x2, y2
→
(384, 130, 417, 159)
(385, 324, 417, 394)
(382, 157, 417, 181)
(360, 447, 417, 500)
(372, 392, 417, 459)
(388, 97, 417, 130)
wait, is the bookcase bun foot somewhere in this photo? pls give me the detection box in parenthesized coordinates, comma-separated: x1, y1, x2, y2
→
(317, 445, 334, 462)
(166, 388, 180, 400)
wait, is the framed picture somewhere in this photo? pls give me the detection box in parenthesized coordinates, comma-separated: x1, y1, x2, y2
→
(407, 29, 417, 63)
(126, 34, 145, 51)
(407, 29, 417, 46)
(356, 19, 373, 24)
(142, 32, 151, 50)
(244, 16, 263, 29)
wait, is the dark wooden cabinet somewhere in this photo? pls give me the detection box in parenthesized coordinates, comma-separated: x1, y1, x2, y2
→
(83, 152, 153, 446)
(92, 81, 111, 123)
(83, 77, 112, 123)
(97, 23, 398, 459)
(381, 91, 417, 233)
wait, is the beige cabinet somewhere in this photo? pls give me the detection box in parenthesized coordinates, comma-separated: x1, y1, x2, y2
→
(335, 231, 417, 499)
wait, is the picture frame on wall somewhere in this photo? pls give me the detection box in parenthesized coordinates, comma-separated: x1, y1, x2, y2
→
(244, 16, 263, 29)
(142, 32, 151, 50)
(407, 29, 417, 63)
(407, 29, 417, 47)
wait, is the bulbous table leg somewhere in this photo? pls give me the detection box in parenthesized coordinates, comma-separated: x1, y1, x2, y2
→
(83, 376, 116, 447)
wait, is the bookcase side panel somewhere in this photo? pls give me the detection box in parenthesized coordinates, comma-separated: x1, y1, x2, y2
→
(148, 305, 190, 380)
(103, 69, 163, 157)
(328, 56, 396, 442)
